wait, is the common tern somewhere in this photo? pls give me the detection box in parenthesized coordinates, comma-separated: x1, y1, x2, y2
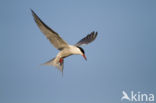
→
(31, 10, 98, 72)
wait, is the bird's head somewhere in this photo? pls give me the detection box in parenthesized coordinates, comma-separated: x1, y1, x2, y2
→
(77, 47, 87, 61)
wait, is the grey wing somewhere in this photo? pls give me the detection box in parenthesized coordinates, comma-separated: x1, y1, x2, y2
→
(31, 9, 69, 50)
(75, 31, 98, 46)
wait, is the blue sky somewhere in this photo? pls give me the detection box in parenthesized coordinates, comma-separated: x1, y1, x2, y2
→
(0, 0, 156, 103)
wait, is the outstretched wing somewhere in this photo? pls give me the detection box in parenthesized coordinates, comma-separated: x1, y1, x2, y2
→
(31, 9, 69, 50)
(75, 31, 98, 47)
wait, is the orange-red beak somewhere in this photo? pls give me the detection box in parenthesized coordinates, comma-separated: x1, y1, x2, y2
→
(82, 54, 87, 61)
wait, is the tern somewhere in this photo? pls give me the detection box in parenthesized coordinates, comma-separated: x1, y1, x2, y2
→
(31, 10, 98, 72)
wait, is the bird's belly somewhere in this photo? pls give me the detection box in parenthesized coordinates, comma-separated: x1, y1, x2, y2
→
(58, 49, 73, 58)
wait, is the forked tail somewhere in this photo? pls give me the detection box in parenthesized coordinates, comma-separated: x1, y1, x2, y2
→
(42, 57, 64, 72)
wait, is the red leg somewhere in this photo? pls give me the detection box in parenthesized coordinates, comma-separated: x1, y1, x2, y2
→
(59, 58, 63, 64)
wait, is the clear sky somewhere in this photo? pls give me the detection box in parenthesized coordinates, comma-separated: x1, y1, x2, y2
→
(0, 0, 156, 103)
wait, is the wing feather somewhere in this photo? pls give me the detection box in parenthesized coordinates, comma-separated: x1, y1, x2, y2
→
(75, 31, 98, 46)
(31, 9, 69, 50)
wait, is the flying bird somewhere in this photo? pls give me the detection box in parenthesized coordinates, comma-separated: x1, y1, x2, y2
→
(31, 9, 98, 72)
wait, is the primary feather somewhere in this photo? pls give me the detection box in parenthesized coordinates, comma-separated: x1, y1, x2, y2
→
(31, 9, 69, 50)
(75, 31, 98, 46)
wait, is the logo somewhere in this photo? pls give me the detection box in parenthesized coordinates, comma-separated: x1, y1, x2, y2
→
(121, 91, 154, 102)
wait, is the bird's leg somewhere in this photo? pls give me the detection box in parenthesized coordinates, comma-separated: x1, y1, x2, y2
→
(59, 58, 63, 65)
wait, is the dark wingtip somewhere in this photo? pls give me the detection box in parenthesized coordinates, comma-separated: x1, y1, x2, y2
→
(30, 8, 33, 12)
(95, 31, 98, 35)
(30, 9, 36, 17)
(91, 31, 98, 40)
(95, 31, 98, 38)
(30, 9, 34, 14)
(92, 31, 98, 36)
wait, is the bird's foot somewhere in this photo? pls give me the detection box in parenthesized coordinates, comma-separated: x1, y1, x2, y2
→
(59, 58, 63, 65)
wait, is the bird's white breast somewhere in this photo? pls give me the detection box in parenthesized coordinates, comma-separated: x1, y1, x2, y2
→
(57, 45, 82, 59)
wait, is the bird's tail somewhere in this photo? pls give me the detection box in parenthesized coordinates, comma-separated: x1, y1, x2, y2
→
(42, 57, 64, 72)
